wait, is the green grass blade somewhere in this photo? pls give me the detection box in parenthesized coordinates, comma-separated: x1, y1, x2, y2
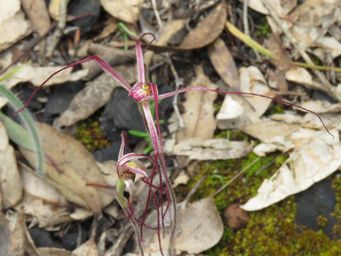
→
(0, 85, 44, 176)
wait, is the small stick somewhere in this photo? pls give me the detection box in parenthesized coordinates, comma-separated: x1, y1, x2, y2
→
(46, 0, 69, 58)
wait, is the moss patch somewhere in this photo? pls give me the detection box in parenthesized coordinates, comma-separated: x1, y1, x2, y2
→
(75, 120, 110, 151)
(184, 150, 341, 255)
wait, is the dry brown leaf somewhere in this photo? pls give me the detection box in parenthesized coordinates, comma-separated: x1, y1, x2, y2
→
(22, 0, 51, 35)
(178, 3, 227, 50)
(17, 165, 74, 227)
(73, 239, 99, 256)
(38, 247, 75, 256)
(0, 211, 27, 256)
(176, 66, 217, 141)
(100, 0, 143, 23)
(144, 19, 186, 68)
(142, 197, 224, 255)
(20, 123, 115, 212)
(242, 129, 341, 211)
(94, 17, 117, 41)
(0, 3, 31, 51)
(53, 65, 135, 128)
(208, 38, 240, 90)
(166, 138, 252, 161)
(0, 122, 23, 208)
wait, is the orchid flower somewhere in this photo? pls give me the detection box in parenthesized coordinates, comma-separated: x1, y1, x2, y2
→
(20, 31, 332, 256)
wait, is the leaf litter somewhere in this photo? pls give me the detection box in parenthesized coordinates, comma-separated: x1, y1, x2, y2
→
(0, 0, 341, 254)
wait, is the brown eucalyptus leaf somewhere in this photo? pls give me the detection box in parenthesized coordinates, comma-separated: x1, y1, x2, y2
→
(22, 0, 51, 35)
(100, 0, 143, 23)
(176, 66, 217, 141)
(0, 122, 22, 208)
(73, 240, 98, 256)
(144, 19, 186, 68)
(54, 65, 135, 128)
(208, 38, 240, 89)
(20, 123, 114, 212)
(178, 3, 227, 50)
(37, 247, 75, 256)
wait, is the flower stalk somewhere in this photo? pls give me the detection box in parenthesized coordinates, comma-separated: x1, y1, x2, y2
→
(18, 32, 333, 256)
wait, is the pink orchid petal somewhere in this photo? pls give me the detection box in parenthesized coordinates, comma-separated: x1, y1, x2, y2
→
(118, 153, 153, 166)
(124, 165, 148, 177)
(118, 132, 127, 160)
(136, 40, 145, 83)
(141, 101, 160, 157)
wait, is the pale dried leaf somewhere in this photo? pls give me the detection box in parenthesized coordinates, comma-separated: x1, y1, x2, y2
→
(285, 67, 325, 91)
(143, 197, 224, 254)
(300, 100, 341, 114)
(20, 123, 115, 212)
(100, 0, 144, 23)
(22, 0, 51, 35)
(178, 3, 227, 50)
(0, 122, 22, 208)
(2, 64, 88, 90)
(314, 36, 341, 59)
(243, 0, 297, 16)
(48, 0, 65, 20)
(241, 130, 341, 211)
(166, 138, 252, 161)
(176, 66, 217, 141)
(53, 66, 134, 128)
(172, 171, 189, 188)
(208, 38, 240, 90)
(217, 66, 271, 129)
(0, 11, 31, 51)
(240, 66, 272, 117)
(0, 0, 21, 23)
(269, 0, 341, 49)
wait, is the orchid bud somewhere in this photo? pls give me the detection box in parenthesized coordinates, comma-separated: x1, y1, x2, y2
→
(117, 159, 148, 181)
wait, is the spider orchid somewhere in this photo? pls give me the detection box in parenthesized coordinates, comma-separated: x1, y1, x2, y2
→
(19, 32, 332, 256)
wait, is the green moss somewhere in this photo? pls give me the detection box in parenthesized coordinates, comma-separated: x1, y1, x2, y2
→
(186, 152, 341, 255)
(75, 120, 110, 151)
(332, 173, 341, 237)
(255, 17, 271, 38)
